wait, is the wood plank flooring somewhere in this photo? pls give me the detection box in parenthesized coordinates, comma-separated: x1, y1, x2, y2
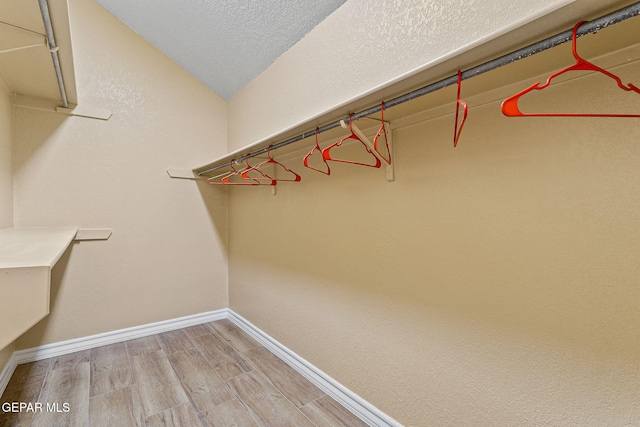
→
(0, 319, 368, 427)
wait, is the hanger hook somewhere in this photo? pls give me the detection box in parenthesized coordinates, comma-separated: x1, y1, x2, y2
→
(571, 20, 588, 61)
(303, 126, 331, 175)
(453, 69, 469, 147)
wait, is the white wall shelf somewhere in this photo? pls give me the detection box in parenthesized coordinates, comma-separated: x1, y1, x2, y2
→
(189, 2, 640, 181)
(0, 0, 77, 107)
(0, 227, 78, 349)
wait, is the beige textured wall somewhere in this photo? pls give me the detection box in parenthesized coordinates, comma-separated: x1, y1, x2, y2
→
(12, 0, 229, 349)
(0, 69, 14, 374)
(0, 76, 12, 228)
(227, 44, 640, 425)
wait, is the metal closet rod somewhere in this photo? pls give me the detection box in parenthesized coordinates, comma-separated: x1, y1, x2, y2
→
(197, 1, 640, 177)
(38, 0, 68, 108)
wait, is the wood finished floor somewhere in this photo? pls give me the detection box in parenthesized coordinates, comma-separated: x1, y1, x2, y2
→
(0, 319, 368, 427)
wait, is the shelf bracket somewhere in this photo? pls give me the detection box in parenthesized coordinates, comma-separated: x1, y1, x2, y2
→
(166, 168, 207, 180)
(56, 105, 112, 120)
(75, 228, 112, 241)
(0, 41, 45, 55)
(12, 96, 112, 120)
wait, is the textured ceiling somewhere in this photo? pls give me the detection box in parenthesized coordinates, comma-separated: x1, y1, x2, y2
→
(94, 0, 347, 100)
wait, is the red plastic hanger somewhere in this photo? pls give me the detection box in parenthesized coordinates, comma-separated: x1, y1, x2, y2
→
(207, 160, 275, 186)
(453, 70, 468, 147)
(322, 114, 382, 168)
(243, 145, 302, 182)
(372, 102, 392, 163)
(502, 21, 640, 117)
(303, 127, 331, 175)
(239, 156, 276, 182)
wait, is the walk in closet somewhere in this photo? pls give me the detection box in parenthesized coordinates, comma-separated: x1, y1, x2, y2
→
(1, 0, 639, 425)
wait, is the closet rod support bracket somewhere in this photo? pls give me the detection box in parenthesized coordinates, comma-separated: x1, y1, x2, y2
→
(386, 127, 395, 182)
(343, 120, 394, 182)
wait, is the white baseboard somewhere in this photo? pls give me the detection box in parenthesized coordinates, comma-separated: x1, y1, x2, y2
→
(12, 309, 228, 365)
(1, 308, 399, 427)
(227, 310, 402, 427)
(0, 352, 18, 398)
